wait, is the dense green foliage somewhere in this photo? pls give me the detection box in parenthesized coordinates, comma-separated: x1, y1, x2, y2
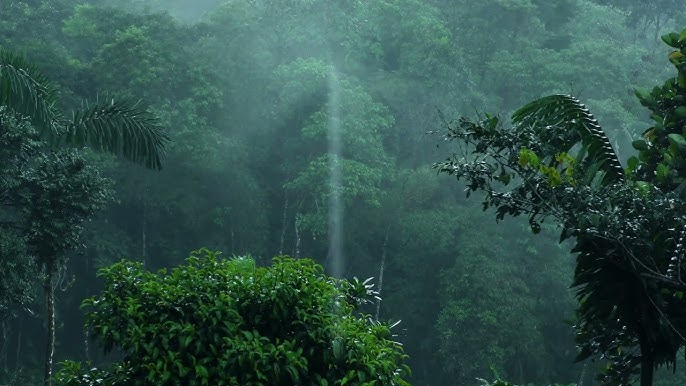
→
(0, 106, 115, 386)
(56, 249, 409, 385)
(436, 27, 686, 386)
(1, 0, 686, 385)
(0, 23, 168, 386)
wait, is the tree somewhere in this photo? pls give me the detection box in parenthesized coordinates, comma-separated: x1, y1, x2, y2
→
(0, 46, 168, 169)
(60, 4, 271, 265)
(437, 215, 577, 385)
(593, 0, 682, 34)
(435, 27, 686, 386)
(0, 109, 43, 320)
(55, 249, 410, 386)
(22, 149, 113, 386)
(271, 57, 395, 261)
(0, 108, 115, 385)
(0, 47, 169, 386)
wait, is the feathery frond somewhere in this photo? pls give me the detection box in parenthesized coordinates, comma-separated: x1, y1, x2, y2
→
(64, 99, 169, 170)
(0, 46, 59, 134)
(512, 94, 624, 185)
(0, 48, 168, 170)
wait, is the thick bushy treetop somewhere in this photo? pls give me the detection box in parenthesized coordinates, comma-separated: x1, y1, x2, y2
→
(56, 249, 410, 386)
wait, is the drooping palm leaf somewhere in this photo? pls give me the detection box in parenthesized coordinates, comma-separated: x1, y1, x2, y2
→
(1, 48, 168, 170)
(0, 46, 59, 134)
(64, 99, 169, 170)
(512, 94, 624, 185)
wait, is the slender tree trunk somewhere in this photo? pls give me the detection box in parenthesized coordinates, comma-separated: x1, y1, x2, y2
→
(279, 191, 288, 255)
(230, 225, 235, 254)
(294, 214, 301, 258)
(15, 324, 21, 374)
(375, 224, 391, 322)
(43, 260, 55, 386)
(83, 257, 90, 362)
(0, 322, 7, 371)
(142, 206, 147, 268)
(141, 186, 148, 268)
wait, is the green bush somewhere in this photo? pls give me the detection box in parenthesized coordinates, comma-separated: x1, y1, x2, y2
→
(56, 249, 410, 385)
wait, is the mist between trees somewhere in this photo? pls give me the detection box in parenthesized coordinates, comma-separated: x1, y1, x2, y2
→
(1, 1, 686, 385)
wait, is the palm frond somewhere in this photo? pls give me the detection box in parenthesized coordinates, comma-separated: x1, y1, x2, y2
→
(512, 94, 624, 185)
(64, 99, 169, 170)
(0, 47, 59, 133)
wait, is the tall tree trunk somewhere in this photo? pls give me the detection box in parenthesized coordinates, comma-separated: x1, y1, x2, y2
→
(43, 260, 55, 386)
(0, 322, 7, 371)
(279, 191, 288, 255)
(374, 224, 391, 322)
(15, 324, 21, 375)
(294, 214, 301, 258)
(142, 204, 147, 268)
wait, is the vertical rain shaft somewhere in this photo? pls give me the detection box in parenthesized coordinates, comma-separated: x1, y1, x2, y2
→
(327, 68, 343, 278)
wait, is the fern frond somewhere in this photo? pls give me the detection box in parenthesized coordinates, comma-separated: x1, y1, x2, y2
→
(0, 47, 59, 134)
(512, 94, 624, 185)
(64, 99, 169, 170)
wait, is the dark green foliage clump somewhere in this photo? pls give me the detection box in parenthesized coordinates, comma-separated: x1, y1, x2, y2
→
(435, 27, 686, 386)
(0, 109, 41, 319)
(56, 249, 410, 385)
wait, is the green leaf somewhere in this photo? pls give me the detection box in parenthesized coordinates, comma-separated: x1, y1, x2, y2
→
(668, 133, 686, 152)
(182, 336, 192, 349)
(678, 73, 686, 88)
(497, 170, 511, 185)
(512, 94, 624, 184)
(662, 32, 682, 48)
(676, 106, 686, 118)
(635, 88, 652, 103)
(195, 365, 208, 379)
(656, 163, 671, 182)
(632, 139, 649, 151)
(627, 156, 639, 172)
(64, 98, 169, 170)
(0, 47, 58, 133)
(332, 339, 343, 360)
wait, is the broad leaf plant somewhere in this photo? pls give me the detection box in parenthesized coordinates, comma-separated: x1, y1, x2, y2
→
(435, 28, 686, 386)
